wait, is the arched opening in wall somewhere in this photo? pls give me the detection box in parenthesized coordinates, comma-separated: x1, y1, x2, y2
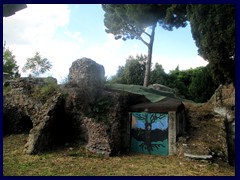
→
(45, 102, 82, 150)
(50, 115, 77, 147)
(3, 107, 33, 135)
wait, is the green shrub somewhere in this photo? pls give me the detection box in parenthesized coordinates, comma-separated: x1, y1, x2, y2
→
(32, 78, 59, 103)
(87, 96, 113, 125)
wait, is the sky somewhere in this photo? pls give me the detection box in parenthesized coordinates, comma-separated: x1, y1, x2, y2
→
(3, 4, 208, 83)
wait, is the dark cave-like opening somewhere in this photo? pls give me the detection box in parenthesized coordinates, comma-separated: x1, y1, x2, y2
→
(47, 102, 84, 150)
(4, 108, 33, 135)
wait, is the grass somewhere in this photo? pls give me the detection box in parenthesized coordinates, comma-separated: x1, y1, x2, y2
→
(3, 134, 235, 176)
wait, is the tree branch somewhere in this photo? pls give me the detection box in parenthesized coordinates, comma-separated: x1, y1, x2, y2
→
(142, 30, 151, 38)
(138, 36, 149, 47)
(124, 23, 150, 47)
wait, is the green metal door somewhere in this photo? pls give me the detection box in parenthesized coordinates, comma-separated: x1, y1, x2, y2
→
(131, 112, 168, 155)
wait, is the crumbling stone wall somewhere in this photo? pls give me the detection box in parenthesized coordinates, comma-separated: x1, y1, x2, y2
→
(62, 58, 135, 156)
(24, 93, 65, 154)
(3, 77, 69, 154)
(61, 86, 127, 156)
(208, 83, 235, 166)
(3, 58, 137, 156)
(3, 77, 58, 134)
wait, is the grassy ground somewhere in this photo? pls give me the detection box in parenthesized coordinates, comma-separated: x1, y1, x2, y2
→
(3, 134, 235, 176)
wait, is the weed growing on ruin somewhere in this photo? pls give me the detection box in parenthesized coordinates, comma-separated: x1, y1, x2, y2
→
(87, 96, 113, 125)
(3, 85, 12, 97)
(32, 77, 59, 103)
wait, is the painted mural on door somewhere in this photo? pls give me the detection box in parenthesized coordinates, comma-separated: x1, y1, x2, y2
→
(131, 112, 168, 155)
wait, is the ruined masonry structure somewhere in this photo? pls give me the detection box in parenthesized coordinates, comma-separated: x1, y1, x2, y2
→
(4, 57, 186, 157)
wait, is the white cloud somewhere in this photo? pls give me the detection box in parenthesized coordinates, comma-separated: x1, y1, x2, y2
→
(3, 4, 82, 82)
(4, 4, 129, 81)
(64, 31, 85, 44)
(3, 4, 207, 83)
(3, 4, 70, 45)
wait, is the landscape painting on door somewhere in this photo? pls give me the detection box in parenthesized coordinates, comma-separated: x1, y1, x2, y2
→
(131, 112, 168, 155)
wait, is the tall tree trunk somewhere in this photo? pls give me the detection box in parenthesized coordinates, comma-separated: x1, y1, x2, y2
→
(143, 23, 156, 87)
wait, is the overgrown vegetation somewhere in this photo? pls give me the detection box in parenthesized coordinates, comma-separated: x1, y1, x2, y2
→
(87, 96, 113, 125)
(108, 55, 217, 103)
(3, 134, 235, 176)
(32, 78, 59, 103)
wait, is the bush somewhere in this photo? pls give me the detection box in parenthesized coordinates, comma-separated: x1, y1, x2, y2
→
(32, 78, 59, 103)
(87, 96, 113, 125)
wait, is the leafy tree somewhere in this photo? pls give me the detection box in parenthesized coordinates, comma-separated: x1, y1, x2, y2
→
(166, 66, 189, 99)
(188, 66, 218, 102)
(110, 54, 147, 85)
(102, 4, 187, 87)
(123, 54, 146, 85)
(149, 63, 168, 85)
(3, 42, 20, 78)
(22, 52, 52, 77)
(110, 65, 125, 84)
(165, 65, 217, 102)
(109, 56, 216, 102)
(187, 4, 235, 84)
